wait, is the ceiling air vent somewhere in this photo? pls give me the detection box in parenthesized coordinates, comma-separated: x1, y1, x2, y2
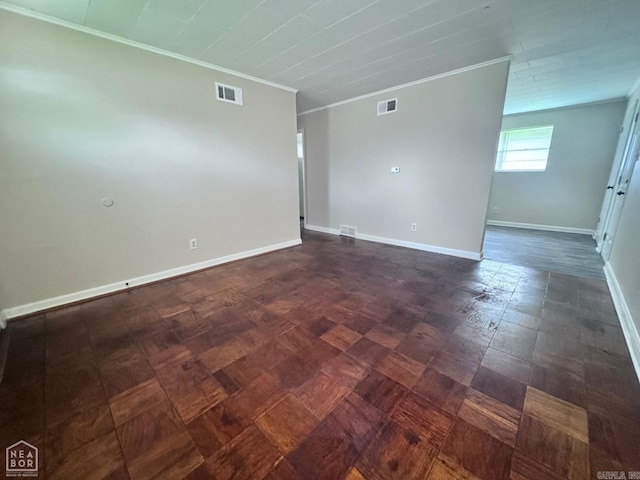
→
(340, 225, 357, 238)
(215, 82, 243, 106)
(377, 98, 397, 116)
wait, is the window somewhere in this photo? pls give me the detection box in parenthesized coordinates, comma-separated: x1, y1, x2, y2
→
(495, 125, 553, 172)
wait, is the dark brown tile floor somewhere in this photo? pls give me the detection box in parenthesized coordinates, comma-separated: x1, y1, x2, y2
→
(1, 230, 639, 479)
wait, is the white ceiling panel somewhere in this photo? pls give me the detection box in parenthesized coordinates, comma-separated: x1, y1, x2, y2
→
(196, 0, 263, 28)
(252, 20, 374, 78)
(44, 0, 90, 24)
(303, 0, 383, 28)
(395, 0, 489, 33)
(329, 39, 508, 97)
(132, 4, 186, 50)
(229, 15, 323, 70)
(260, 0, 321, 22)
(6, 0, 90, 24)
(144, 0, 206, 23)
(274, 0, 488, 83)
(299, 22, 511, 95)
(170, 16, 228, 57)
(286, 20, 417, 82)
(84, 0, 148, 38)
(1, 0, 639, 114)
(199, 7, 283, 64)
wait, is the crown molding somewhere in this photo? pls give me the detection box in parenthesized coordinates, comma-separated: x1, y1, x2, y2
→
(297, 56, 512, 116)
(0, 2, 298, 94)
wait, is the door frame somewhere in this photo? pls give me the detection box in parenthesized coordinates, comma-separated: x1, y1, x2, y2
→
(297, 128, 308, 228)
(599, 104, 640, 261)
(595, 99, 639, 252)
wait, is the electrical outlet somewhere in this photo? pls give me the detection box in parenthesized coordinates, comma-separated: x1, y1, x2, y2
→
(189, 238, 198, 250)
(493, 207, 499, 213)
(411, 223, 417, 231)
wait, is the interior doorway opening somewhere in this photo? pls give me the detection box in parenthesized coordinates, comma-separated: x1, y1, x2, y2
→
(297, 130, 306, 227)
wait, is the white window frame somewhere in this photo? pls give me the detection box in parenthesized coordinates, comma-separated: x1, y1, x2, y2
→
(495, 125, 554, 172)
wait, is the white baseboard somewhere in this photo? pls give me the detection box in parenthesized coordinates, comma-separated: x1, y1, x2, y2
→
(487, 220, 595, 236)
(604, 262, 640, 383)
(305, 224, 481, 261)
(0, 311, 6, 329)
(304, 224, 341, 235)
(2, 238, 301, 320)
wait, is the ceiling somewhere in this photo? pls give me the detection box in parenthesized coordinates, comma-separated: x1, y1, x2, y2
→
(2, 0, 639, 114)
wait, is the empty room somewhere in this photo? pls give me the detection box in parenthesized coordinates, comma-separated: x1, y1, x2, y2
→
(1, 1, 640, 479)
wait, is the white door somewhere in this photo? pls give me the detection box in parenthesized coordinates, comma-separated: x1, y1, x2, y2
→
(595, 100, 639, 250)
(600, 115, 640, 261)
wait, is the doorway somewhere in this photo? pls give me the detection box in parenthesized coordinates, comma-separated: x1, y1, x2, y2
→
(596, 100, 639, 261)
(297, 130, 307, 227)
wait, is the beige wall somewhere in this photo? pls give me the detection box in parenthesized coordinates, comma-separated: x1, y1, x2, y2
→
(298, 60, 510, 257)
(487, 101, 627, 231)
(0, 10, 300, 311)
(608, 82, 640, 358)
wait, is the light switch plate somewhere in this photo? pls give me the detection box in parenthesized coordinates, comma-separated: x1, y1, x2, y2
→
(390, 167, 400, 173)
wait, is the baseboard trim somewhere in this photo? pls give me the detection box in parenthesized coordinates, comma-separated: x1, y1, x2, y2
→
(305, 225, 481, 261)
(487, 220, 595, 236)
(0, 311, 6, 329)
(2, 239, 302, 320)
(304, 224, 341, 235)
(604, 262, 640, 383)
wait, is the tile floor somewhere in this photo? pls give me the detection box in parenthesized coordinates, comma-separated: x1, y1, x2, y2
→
(1, 230, 639, 479)
(483, 226, 605, 279)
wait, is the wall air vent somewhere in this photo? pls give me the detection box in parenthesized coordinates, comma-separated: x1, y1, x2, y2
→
(340, 225, 357, 238)
(215, 82, 243, 106)
(377, 98, 397, 116)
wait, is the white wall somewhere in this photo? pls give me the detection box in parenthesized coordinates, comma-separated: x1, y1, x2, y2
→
(606, 81, 640, 376)
(0, 10, 300, 314)
(298, 60, 510, 258)
(487, 101, 627, 231)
